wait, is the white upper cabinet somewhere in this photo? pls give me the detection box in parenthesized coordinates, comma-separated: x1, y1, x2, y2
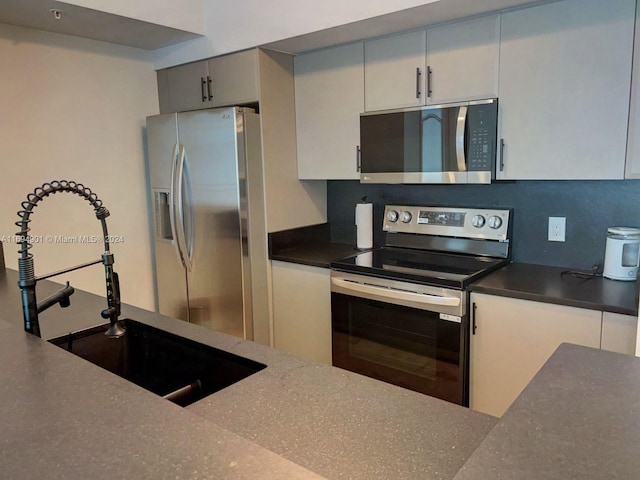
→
(207, 49, 259, 108)
(497, 0, 635, 180)
(295, 43, 364, 180)
(364, 30, 426, 111)
(166, 60, 210, 113)
(162, 51, 260, 113)
(625, 0, 640, 179)
(426, 14, 500, 105)
(363, 16, 500, 112)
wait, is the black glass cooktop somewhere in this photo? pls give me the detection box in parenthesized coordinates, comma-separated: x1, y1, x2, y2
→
(331, 247, 508, 288)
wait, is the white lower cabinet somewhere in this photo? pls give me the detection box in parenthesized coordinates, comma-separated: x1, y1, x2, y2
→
(271, 261, 332, 365)
(469, 293, 602, 418)
(601, 312, 637, 355)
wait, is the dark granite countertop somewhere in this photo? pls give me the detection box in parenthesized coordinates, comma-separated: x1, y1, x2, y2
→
(270, 244, 638, 316)
(0, 268, 496, 479)
(471, 262, 639, 316)
(267, 226, 638, 315)
(454, 343, 640, 479)
(268, 223, 360, 268)
(270, 242, 358, 268)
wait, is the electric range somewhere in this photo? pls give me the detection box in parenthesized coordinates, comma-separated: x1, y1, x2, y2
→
(330, 205, 512, 406)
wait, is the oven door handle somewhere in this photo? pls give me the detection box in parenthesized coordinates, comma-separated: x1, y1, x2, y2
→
(331, 278, 461, 307)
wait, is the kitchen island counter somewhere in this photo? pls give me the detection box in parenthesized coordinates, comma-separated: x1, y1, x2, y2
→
(454, 343, 640, 480)
(3, 267, 640, 479)
(0, 268, 496, 480)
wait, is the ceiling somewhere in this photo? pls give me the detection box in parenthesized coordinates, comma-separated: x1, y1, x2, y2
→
(0, 0, 554, 56)
(265, 0, 550, 54)
(0, 0, 201, 50)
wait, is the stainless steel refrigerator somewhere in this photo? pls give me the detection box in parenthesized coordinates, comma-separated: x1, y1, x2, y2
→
(145, 107, 268, 340)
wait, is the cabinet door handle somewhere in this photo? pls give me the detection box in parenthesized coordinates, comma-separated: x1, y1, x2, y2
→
(356, 145, 361, 172)
(200, 77, 207, 102)
(207, 76, 213, 101)
(427, 66, 432, 99)
(499, 138, 505, 172)
(472, 302, 477, 335)
(415, 67, 422, 99)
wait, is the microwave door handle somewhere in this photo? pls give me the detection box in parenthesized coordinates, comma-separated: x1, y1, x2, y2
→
(456, 106, 468, 172)
(331, 277, 461, 307)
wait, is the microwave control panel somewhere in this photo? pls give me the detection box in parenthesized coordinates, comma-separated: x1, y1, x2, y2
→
(383, 205, 510, 242)
(467, 101, 498, 172)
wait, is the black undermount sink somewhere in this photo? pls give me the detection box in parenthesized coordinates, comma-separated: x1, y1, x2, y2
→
(49, 319, 266, 407)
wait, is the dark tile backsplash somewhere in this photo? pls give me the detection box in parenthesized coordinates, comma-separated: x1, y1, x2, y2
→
(327, 179, 640, 270)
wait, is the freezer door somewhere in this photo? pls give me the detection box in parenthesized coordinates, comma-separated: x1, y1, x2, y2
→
(177, 109, 246, 337)
(147, 114, 178, 190)
(146, 114, 189, 321)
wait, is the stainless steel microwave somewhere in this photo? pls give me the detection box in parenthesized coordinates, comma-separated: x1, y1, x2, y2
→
(359, 99, 498, 184)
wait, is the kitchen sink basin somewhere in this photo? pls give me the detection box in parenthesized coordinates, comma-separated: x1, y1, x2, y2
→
(48, 319, 266, 407)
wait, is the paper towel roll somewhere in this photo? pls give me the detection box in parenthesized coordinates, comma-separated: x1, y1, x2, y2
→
(356, 203, 373, 250)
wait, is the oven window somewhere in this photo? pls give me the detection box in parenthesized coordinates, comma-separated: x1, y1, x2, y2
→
(332, 293, 465, 405)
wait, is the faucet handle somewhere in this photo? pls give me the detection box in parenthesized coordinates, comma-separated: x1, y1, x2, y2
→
(101, 307, 117, 319)
(59, 281, 72, 308)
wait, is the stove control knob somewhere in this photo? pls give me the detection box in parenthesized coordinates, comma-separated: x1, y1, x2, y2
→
(472, 215, 486, 228)
(488, 215, 503, 229)
(387, 210, 399, 222)
(400, 211, 412, 223)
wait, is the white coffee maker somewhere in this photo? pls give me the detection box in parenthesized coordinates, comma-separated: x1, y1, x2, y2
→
(603, 227, 640, 281)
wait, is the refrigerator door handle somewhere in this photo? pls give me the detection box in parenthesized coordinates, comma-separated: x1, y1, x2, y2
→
(175, 144, 194, 272)
(170, 143, 187, 270)
(182, 146, 195, 269)
(168, 143, 185, 269)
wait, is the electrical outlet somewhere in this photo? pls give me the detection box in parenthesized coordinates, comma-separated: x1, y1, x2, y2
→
(548, 217, 566, 242)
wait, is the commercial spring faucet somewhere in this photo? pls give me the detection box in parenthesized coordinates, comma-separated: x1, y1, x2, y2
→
(15, 180, 123, 338)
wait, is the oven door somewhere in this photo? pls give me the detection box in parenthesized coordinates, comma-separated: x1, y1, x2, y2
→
(330, 271, 468, 405)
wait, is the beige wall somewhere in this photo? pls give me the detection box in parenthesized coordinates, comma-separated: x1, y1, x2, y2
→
(0, 23, 159, 311)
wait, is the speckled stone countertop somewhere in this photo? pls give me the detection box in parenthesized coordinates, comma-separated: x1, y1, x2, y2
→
(0, 270, 322, 480)
(454, 343, 640, 480)
(0, 268, 497, 479)
(471, 262, 639, 316)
